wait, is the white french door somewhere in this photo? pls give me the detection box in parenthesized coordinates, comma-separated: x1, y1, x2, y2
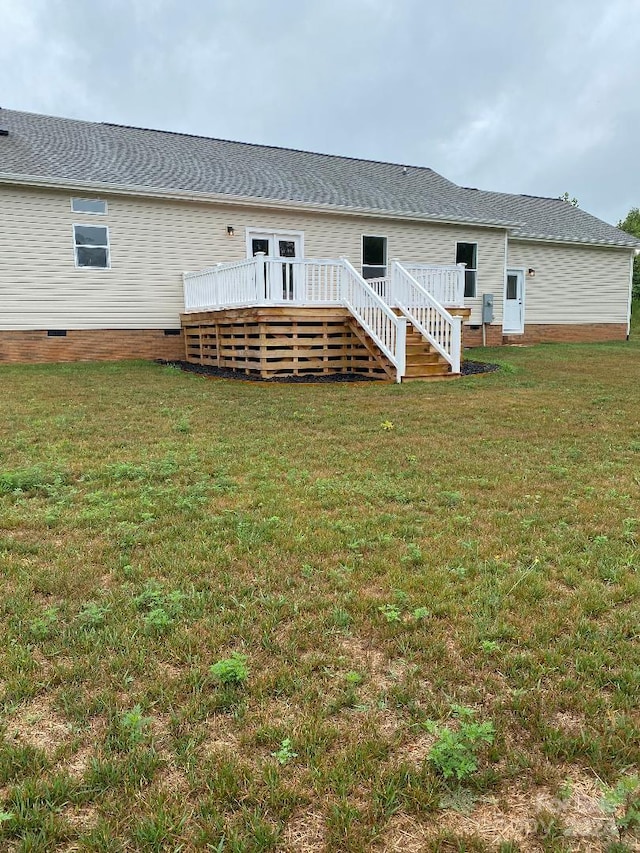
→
(246, 230, 304, 302)
(503, 268, 525, 334)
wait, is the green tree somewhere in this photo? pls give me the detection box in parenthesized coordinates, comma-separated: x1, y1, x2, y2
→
(558, 191, 579, 207)
(618, 208, 640, 301)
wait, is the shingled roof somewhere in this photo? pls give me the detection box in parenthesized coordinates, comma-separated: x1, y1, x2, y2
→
(1, 108, 638, 249)
(462, 187, 640, 248)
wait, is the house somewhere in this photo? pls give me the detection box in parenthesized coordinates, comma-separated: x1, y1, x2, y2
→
(1, 108, 638, 380)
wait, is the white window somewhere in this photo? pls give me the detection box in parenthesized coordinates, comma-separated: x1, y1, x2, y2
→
(73, 224, 110, 268)
(456, 242, 477, 297)
(362, 235, 387, 279)
(71, 197, 107, 214)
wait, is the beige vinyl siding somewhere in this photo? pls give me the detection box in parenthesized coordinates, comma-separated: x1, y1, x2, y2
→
(0, 184, 506, 330)
(508, 239, 633, 326)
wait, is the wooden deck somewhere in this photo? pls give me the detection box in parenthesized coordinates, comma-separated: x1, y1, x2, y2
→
(181, 305, 472, 382)
(181, 306, 393, 379)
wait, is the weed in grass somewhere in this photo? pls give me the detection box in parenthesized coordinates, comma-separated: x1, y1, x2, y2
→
(438, 490, 463, 507)
(106, 705, 152, 752)
(601, 775, 640, 835)
(29, 607, 59, 641)
(412, 606, 431, 621)
(143, 607, 174, 635)
(209, 653, 249, 686)
(77, 600, 111, 629)
(402, 543, 424, 565)
(133, 579, 187, 634)
(330, 607, 352, 630)
(174, 415, 192, 434)
(424, 705, 495, 781)
(271, 738, 298, 765)
(378, 603, 402, 623)
(0, 467, 70, 496)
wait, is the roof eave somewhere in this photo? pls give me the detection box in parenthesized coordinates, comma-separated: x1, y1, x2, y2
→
(0, 171, 517, 231)
(509, 230, 640, 251)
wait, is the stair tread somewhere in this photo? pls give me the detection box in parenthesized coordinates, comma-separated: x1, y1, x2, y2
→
(405, 365, 451, 376)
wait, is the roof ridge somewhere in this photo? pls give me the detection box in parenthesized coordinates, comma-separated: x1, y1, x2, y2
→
(1, 106, 449, 178)
(463, 186, 574, 204)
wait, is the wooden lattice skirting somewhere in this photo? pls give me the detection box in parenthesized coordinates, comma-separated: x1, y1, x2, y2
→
(180, 307, 392, 379)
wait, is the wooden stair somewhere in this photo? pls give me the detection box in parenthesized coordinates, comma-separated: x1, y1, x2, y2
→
(403, 325, 454, 380)
(345, 317, 396, 380)
(347, 316, 458, 381)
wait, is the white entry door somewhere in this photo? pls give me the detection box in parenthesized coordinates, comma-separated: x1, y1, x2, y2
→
(247, 230, 304, 302)
(503, 269, 525, 334)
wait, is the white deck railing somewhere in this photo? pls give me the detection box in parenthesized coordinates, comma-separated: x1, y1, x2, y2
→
(390, 261, 461, 374)
(183, 256, 408, 380)
(340, 258, 406, 381)
(183, 258, 259, 311)
(403, 263, 466, 307)
(184, 255, 345, 310)
(366, 276, 390, 303)
(262, 257, 343, 304)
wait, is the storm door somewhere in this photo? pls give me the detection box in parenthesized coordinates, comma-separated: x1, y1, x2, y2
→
(503, 269, 525, 333)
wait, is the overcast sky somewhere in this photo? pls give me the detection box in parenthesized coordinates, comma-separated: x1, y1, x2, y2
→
(2, 0, 639, 225)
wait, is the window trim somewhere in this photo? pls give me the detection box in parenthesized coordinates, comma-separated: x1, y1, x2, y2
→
(361, 234, 388, 279)
(71, 197, 108, 215)
(73, 223, 111, 270)
(456, 241, 478, 298)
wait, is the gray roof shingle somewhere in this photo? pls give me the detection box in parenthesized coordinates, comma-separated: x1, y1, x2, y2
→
(462, 187, 640, 248)
(1, 108, 638, 249)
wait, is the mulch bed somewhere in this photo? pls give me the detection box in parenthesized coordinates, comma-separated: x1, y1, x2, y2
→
(157, 360, 500, 382)
(462, 360, 500, 375)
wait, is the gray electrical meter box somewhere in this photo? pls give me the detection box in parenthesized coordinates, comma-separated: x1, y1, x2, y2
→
(482, 293, 494, 324)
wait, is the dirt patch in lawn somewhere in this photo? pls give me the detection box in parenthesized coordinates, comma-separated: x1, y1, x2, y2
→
(6, 695, 73, 756)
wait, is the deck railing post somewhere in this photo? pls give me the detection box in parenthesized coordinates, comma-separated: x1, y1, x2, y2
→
(396, 316, 407, 382)
(255, 252, 267, 302)
(339, 257, 348, 303)
(182, 272, 189, 311)
(451, 316, 462, 374)
(390, 258, 400, 307)
(456, 263, 466, 307)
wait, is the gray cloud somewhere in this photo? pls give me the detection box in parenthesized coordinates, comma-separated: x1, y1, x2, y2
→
(2, 0, 639, 224)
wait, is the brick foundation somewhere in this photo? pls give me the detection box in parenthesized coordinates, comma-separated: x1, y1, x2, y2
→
(462, 325, 504, 347)
(463, 323, 628, 348)
(0, 329, 185, 364)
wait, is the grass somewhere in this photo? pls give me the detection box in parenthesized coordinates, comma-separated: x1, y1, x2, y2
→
(1, 324, 639, 851)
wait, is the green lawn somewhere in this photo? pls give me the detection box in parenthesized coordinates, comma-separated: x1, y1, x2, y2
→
(1, 332, 639, 852)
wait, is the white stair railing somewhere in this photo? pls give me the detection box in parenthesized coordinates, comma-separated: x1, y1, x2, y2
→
(339, 258, 406, 382)
(183, 258, 259, 311)
(403, 263, 466, 307)
(390, 260, 461, 374)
